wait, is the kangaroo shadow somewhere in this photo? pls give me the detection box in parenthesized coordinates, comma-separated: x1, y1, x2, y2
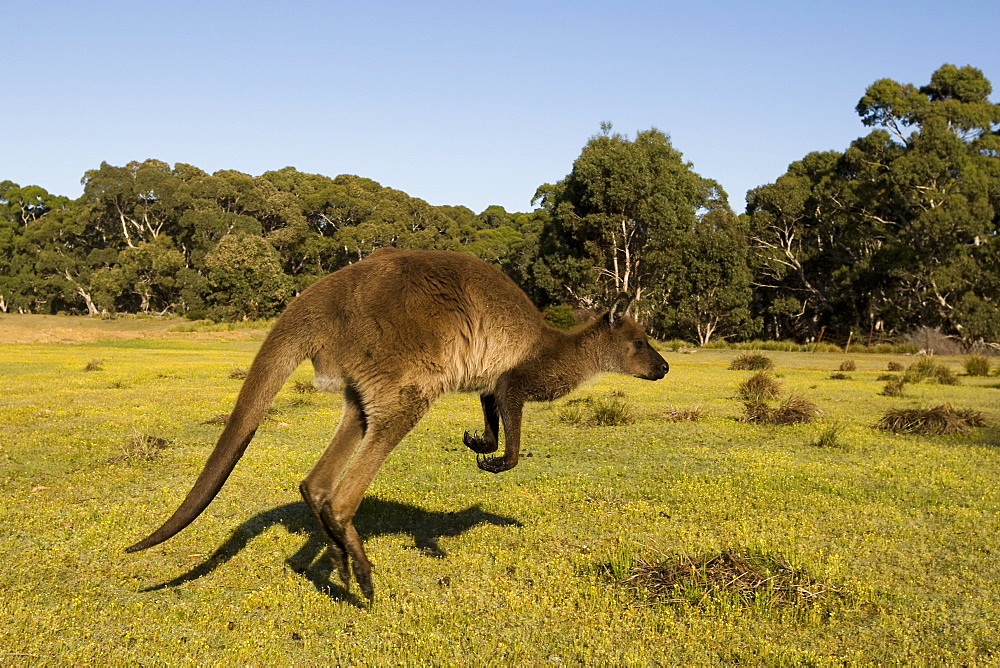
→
(141, 497, 522, 606)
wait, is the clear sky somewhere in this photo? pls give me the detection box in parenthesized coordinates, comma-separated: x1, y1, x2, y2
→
(3, 0, 998, 214)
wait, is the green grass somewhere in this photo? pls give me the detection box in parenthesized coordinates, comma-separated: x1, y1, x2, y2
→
(1, 340, 999, 664)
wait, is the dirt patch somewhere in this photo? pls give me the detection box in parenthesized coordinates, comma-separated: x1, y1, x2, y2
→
(0, 314, 263, 344)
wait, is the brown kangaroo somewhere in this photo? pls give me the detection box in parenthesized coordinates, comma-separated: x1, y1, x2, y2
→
(125, 248, 668, 601)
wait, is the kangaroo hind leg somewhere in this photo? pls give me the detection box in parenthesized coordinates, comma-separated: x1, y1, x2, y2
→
(463, 393, 500, 454)
(299, 386, 367, 587)
(300, 384, 432, 601)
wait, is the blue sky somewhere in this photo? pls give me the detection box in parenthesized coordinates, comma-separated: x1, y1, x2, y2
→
(3, 1, 998, 213)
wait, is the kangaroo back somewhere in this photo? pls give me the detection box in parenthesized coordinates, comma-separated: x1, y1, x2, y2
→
(125, 322, 310, 553)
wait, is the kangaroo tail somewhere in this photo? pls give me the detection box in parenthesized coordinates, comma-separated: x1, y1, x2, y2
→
(125, 322, 312, 553)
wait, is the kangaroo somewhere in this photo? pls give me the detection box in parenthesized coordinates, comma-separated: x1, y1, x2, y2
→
(125, 248, 668, 601)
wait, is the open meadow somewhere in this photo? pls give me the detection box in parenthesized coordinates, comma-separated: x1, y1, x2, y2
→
(1, 316, 999, 665)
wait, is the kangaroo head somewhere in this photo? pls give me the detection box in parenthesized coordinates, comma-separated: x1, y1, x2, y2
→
(597, 310, 669, 380)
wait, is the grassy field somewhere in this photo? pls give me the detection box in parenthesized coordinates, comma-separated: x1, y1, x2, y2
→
(1, 319, 999, 665)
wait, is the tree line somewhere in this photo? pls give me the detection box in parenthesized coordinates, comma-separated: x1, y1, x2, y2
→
(2, 64, 998, 346)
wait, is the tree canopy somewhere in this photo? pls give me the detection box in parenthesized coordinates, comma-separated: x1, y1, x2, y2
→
(749, 64, 1000, 343)
(2, 63, 997, 346)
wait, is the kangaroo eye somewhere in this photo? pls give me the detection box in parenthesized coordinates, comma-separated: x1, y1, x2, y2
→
(632, 340, 645, 350)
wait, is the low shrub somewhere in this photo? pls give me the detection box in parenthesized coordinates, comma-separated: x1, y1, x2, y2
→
(933, 365, 960, 386)
(829, 373, 851, 380)
(964, 355, 991, 377)
(902, 357, 960, 385)
(558, 394, 635, 426)
(744, 395, 820, 425)
(875, 404, 988, 435)
(591, 395, 635, 426)
(887, 361, 905, 372)
(903, 356, 938, 383)
(881, 377, 907, 396)
(543, 305, 577, 330)
(729, 352, 774, 371)
(839, 360, 857, 372)
(738, 371, 781, 402)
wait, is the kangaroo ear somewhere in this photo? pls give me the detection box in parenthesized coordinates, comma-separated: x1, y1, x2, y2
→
(605, 292, 633, 327)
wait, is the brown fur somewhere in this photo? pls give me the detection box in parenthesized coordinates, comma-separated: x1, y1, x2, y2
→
(125, 248, 667, 600)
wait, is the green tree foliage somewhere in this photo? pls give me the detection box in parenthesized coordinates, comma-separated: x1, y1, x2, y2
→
(2, 64, 996, 344)
(749, 64, 1000, 343)
(203, 233, 293, 321)
(534, 125, 757, 342)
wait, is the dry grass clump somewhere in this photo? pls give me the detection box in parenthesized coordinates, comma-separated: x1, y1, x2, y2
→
(229, 366, 249, 380)
(881, 377, 907, 397)
(83, 358, 104, 372)
(875, 404, 988, 436)
(887, 361, 905, 372)
(613, 548, 840, 612)
(829, 372, 851, 380)
(664, 406, 702, 422)
(964, 355, 992, 377)
(839, 360, 857, 372)
(729, 352, 774, 371)
(293, 380, 318, 393)
(738, 371, 781, 402)
(744, 395, 821, 425)
(111, 431, 172, 463)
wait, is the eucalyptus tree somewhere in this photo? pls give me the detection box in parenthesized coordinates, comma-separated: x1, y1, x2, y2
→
(534, 124, 756, 342)
(749, 64, 1000, 342)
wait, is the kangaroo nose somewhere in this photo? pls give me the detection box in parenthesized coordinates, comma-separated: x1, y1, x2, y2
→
(661, 361, 669, 375)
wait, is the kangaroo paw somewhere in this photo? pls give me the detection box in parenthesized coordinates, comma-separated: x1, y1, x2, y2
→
(476, 453, 516, 473)
(463, 430, 498, 454)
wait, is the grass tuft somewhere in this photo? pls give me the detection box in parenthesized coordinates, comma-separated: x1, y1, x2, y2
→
(829, 372, 851, 380)
(229, 366, 249, 380)
(293, 380, 318, 394)
(744, 395, 821, 425)
(934, 365, 960, 385)
(887, 361, 905, 372)
(839, 360, 857, 372)
(738, 371, 781, 402)
(729, 352, 774, 371)
(558, 394, 635, 426)
(111, 431, 172, 463)
(611, 547, 841, 613)
(875, 404, 989, 436)
(964, 355, 991, 377)
(881, 377, 907, 396)
(83, 358, 104, 372)
(664, 406, 702, 422)
(811, 423, 845, 448)
(591, 395, 635, 426)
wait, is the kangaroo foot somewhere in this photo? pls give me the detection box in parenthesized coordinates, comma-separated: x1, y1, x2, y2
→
(463, 430, 498, 454)
(352, 558, 375, 602)
(476, 453, 517, 473)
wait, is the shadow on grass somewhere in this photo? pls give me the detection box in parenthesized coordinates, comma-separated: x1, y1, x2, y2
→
(141, 496, 522, 607)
